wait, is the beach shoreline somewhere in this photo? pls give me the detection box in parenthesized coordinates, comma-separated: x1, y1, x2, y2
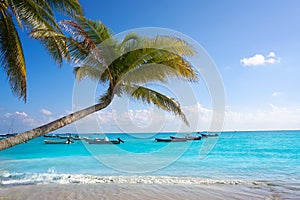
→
(0, 182, 289, 200)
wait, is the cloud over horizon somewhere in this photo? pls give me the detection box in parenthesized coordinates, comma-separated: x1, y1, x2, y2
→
(40, 108, 52, 116)
(1, 103, 300, 134)
(70, 102, 300, 133)
(240, 51, 280, 67)
(0, 111, 35, 133)
(272, 92, 282, 97)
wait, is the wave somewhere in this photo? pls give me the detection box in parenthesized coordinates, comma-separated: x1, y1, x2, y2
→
(0, 171, 268, 187)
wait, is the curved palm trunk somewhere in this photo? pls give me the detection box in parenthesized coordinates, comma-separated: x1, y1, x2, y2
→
(0, 96, 113, 151)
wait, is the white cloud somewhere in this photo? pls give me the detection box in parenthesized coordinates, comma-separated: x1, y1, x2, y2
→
(240, 52, 280, 67)
(224, 104, 300, 131)
(4, 113, 12, 118)
(4, 111, 28, 118)
(269, 104, 287, 113)
(70, 103, 214, 133)
(267, 51, 275, 58)
(272, 92, 282, 97)
(40, 108, 52, 116)
(15, 111, 28, 117)
(128, 109, 152, 127)
(0, 111, 36, 132)
(0, 110, 61, 133)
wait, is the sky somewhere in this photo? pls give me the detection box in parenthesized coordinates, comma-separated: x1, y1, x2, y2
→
(1, 0, 300, 133)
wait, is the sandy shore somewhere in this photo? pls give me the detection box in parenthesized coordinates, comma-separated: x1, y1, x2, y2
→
(0, 183, 288, 200)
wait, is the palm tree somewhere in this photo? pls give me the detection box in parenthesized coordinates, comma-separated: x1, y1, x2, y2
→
(0, 17, 198, 150)
(0, 0, 82, 102)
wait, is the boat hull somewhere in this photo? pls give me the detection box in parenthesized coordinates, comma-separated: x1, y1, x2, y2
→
(201, 133, 219, 138)
(88, 140, 121, 144)
(44, 140, 72, 144)
(155, 138, 187, 142)
(170, 136, 201, 140)
(87, 138, 124, 144)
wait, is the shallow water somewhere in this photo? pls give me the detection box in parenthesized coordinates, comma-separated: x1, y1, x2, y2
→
(0, 130, 299, 199)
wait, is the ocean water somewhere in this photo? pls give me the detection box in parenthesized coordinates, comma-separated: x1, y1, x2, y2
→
(0, 130, 299, 198)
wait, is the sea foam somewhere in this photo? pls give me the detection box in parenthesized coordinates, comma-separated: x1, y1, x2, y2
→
(0, 171, 266, 186)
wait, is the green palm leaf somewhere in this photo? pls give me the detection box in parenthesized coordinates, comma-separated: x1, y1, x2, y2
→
(0, 0, 83, 101)
(30, 28, 70, 65)
(117, 62, 195, 85)
(60, 17, 112, 65)
(121, 35, 196, 57)
(112, 48, 198, 84)
(120, 33, 141, 51)
(111, 36, 197, 84)
(44, 0, 82, 17)
(9, 0, 59, 30)
(0, 12, 26, 101)
(73, 65, 104, 81)
(143, 36, 196, 56)
(122, 84, 189, 125)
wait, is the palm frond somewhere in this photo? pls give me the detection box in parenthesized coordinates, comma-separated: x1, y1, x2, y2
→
(117, 63, 193, 85)
(60, 18, 110, 65)
(9, 0, 60, 31)
(107, 36, 198, 84)
(61, 16, 118, 74)
(30, 0, 54, 16)
(44, 0, 83, 17)
(30, 28, 70, 65)
(60, 17, 111, 48)
(60, 19, 95, 48)
(9, 0, 25, 28)
(73, 65, 104, 81)
(122, 84, 189, 125)
(0, 11, 26, 101)
(75, 16, 111, 46)
(120, 33, 141, 52)
(120, 35, 195, 56)
(111, 48, 198, 84)
(98, 87, 112, 103)
(143, 36, 196, 56)
(0, 0, 84, 102)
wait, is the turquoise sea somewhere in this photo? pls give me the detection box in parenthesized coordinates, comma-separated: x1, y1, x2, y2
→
(0, 130, 299, 198)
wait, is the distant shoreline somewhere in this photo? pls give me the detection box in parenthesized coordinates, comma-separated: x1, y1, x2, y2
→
(48, 129, 300, 135)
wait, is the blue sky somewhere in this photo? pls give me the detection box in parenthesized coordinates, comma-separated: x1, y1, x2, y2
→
(1, 0, 300, 133)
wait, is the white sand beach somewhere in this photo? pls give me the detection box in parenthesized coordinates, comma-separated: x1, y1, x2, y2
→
(0, 183, 289, 200)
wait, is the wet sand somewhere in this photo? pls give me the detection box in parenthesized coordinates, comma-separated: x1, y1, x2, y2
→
(0, 183, 287, 200)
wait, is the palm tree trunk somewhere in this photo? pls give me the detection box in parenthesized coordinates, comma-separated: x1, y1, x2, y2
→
(0, 96, 113, 151)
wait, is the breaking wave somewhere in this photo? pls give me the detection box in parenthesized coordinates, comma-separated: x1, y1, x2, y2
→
(0, 171, 268, 187)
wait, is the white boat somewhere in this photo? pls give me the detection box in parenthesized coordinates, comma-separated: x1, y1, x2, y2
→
(44, 139, 73, 144)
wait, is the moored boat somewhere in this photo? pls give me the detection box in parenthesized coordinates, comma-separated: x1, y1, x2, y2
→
(87, 138, 124, 144)
(43, 133, 58, 138)
(72, 136, 84, 140)
(170, 136, 201, 140)
(155, 138, 187, 142)
(0, 133, 18, 138)
(59, 135, 72, 139)
(201, 133, 219, 138)
(44, 139, 73, 144)
(83, 137, 105, 142)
